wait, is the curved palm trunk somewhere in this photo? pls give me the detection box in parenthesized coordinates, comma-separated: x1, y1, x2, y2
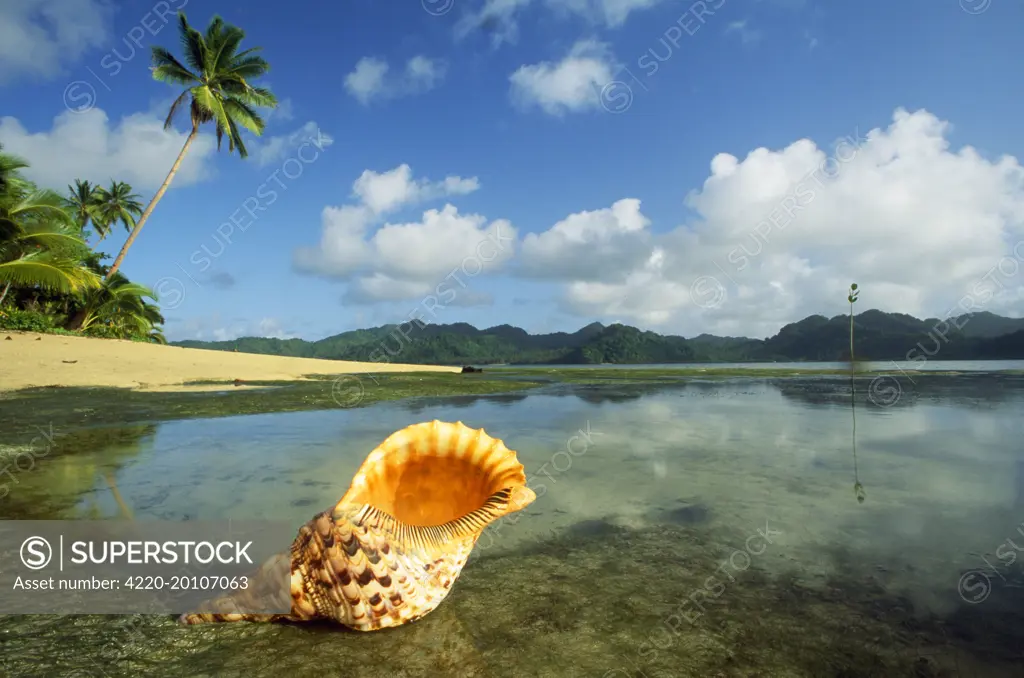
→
(104, 124, 199, 281)
(64, 125, 198, 331)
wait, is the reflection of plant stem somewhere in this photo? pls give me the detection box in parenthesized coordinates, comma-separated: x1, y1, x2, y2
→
(103, 471, 134, 519)
(851, 372, 864, 503)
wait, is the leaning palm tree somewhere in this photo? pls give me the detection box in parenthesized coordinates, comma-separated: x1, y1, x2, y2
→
(92, 181, 144, 241)
(104, 11, 277, 280)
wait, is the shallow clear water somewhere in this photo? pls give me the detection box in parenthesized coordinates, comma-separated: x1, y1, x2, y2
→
(2, 376, 1024, 677)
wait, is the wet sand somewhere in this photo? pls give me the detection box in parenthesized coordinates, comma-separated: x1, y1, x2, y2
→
(0, 331, 459, 392)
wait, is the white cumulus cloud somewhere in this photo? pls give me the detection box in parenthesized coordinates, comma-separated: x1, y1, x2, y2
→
(344, 56, 447, 105)
(264, 97, 294, 124)
(352, 164, 479, 214)
(550, 0, 665, 26)
(0, 0, 113, 83)
(251, 121, 335, 167)
(523, 108, 1024, 338)
(167, 315, 298, 342)
(293, 164, 512, 305)
(517, 198, 653, 282)
(455, 0, 665, 47)
(0, 107, 218, 191)
(725, 19, 763, 45)
(509, 39, 618, 116)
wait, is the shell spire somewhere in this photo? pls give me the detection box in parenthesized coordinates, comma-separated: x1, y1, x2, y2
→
(180, 420, 536, 630)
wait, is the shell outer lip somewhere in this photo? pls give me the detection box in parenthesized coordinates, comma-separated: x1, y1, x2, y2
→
(337, 420, 535, 517)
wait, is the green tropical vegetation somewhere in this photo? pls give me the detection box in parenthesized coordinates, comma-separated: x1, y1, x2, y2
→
(65, 180, 102, 238)
(1, 11, 276, 343)
(64, 179, 144, 243)
(172, 310, 1024, 365)
(0, 152, 100, 307)
(92, 181, 144, 241)
(0, 144, 164, 342)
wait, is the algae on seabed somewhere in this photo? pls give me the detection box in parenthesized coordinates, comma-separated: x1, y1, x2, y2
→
(0, 372, 546, 445)
(1, 520, 1020, 677)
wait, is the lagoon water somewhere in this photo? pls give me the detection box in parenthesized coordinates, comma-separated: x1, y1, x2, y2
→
(507, 360, 1024, 372)
(2, 373, 1024, 676)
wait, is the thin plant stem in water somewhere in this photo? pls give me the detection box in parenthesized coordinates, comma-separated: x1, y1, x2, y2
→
(848, 283, 859, 366)
(848, 283, 865, 504)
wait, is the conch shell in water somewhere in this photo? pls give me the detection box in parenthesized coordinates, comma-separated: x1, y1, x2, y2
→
(180, 420, 536, 631)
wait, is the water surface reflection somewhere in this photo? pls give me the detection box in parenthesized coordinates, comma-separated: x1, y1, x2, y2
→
(1, 376, 1023, 677)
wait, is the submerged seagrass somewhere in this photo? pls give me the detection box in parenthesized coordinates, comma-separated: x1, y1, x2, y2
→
(180, 420, 537, 630)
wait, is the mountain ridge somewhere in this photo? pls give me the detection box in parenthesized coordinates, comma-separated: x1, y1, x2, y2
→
(171, 310, 1024, 365)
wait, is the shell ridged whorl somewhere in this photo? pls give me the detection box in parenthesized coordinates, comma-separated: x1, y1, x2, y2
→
(180, 420, 536, 631)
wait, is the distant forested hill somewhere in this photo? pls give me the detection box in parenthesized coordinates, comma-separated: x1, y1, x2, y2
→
(171, 310, 1024, 365)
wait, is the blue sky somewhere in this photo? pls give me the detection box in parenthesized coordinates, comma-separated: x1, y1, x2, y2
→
(1, 0, 1023, 342)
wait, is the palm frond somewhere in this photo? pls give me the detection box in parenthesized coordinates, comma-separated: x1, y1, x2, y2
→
(208, 22, 245, 74)
(80, 277, 160, 336)
(177, 12, 208, 76)
(63, 179, 103, 233)
(12, 189, 75, 226)
(151, 12, 276, 157)
(16, 222, 93, 249)
(222, 81, 277, 110)
(204, 16, 227, 49)
(227, 118, 247, 157)
(151, 46, 199, 88)
(192, 86, 232, 146)
(143, 301, 165, 325)
(222, 98, 264, 135)
(162, 89, 193, 130)
(223, 54, 271, 81)
(0, 147, 32, 203)
(229, 47, 263, 62)
(92, 181, 144, 235)
(0, 253, 102, 294)
(0, 150, 29, 174)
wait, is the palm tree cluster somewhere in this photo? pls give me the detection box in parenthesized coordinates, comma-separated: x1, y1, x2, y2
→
(66, 179, 144, 243)
(0, 144, 164, 342)
(1, 10, 277, 344)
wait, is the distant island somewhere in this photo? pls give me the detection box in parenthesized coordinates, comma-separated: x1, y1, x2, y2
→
(170, 310, 1024, 365)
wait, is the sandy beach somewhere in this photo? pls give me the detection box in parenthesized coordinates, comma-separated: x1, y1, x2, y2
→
(0, 331, 460, 392)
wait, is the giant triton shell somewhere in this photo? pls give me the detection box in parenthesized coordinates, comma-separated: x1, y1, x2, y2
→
(180, 420, 536, 630)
